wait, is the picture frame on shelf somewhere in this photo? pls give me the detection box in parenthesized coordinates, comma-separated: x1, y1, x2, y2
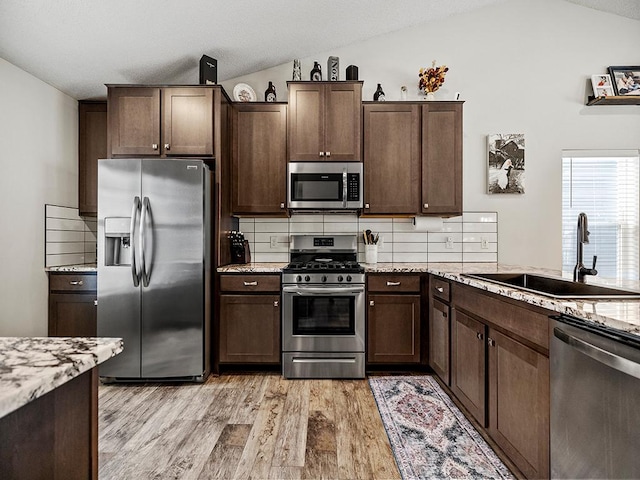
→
(608, 66, 640, 96)
(590, 74, 614, 97)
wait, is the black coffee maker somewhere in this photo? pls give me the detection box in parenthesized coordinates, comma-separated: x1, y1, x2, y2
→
(230, 231, 251, 264)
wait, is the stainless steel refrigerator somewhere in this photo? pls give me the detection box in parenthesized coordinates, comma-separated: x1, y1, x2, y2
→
(97, 158, 211, 382)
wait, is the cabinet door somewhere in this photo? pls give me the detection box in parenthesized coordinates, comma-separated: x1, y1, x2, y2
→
(363, 104, 420, 214)
(162, 87, 213, 156)
(451, 309, 486, 425)
(108, 87, 160, 156)
(232, 104, 287, 215)
(367, 294, 420, 364)
(429, 298, 450, 385)
(287, 83, 324, 161)
(324, 82, 362, 161)
(421, 102, 463, 215)
(488, 328, 550, 479)
(78, 101, 107, 216)
(48, 293, 97, 337)
(219, 294, 281, 363)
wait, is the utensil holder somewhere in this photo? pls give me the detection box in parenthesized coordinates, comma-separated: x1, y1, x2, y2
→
(365, 245, 378, 264)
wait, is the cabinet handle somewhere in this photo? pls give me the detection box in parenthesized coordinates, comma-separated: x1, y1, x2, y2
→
(243, 281, 258, 286)
(319, 152, 325, 157)
(164, 143, 170, 150)
(273, 300, 279, 307)
(386, 281, 401, 286)
(152, 143, 158, 150)
(326, 151, 331, 157)
(477, 332, 484, 340)
(69, 280, 84, 286)
(365, 203, 370, 209)
(443, 312, 448, 318)
(436, 287, 444, 293)
(487, 337, 496, 347)
(424, 203, 429, 209)
(369, 300, 375, 307)
(280, 203, 285, 209)
(94, 300, 98, 306)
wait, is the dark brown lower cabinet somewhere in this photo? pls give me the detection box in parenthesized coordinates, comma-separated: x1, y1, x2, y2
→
(429, 298, 450, 384)
(367, 294, 421, 364)
(488, 328, 550, 479)
(451, 309, 487, 426)
(48, 273, 97, 336)
(219, 294, 280, 363)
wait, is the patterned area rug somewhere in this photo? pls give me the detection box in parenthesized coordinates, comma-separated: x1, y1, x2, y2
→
(369, 376, 514, 480)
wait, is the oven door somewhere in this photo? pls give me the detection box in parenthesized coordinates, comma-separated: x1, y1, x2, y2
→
(282, 284, 365, 353)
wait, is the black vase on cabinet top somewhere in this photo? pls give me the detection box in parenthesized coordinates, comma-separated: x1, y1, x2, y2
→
(265, 81, 276, 102)
(310, 62, 322, 81)
(374, 84, 386, 101)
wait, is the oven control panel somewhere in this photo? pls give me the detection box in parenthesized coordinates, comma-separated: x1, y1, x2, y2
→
(282, 273, 365, 285)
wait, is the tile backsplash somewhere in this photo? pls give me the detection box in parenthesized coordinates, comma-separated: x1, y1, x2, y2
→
(238, 212, 498, 263)
(45, 205, 97, 267)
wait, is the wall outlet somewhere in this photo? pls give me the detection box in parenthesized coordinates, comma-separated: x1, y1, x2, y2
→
(270, 236, 278, 248)
(481, 237, 488, 249)
(445, 236, 454, 249)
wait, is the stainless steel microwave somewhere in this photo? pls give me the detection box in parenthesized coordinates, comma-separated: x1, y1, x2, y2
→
(287, 162, 363, 210)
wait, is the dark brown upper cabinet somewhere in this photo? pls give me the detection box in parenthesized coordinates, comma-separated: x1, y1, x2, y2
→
(231, 103, 287, 216)
(363, 101, 463, 217)
(287, 81, 362, 161)
(107, 86, 214, 157)
(78, 101, 107, 216)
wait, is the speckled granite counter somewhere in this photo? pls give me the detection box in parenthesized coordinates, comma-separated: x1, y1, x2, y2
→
(217, 261, 640, 337)
(46, 264, 97, 272)
(0, 337, 123, 418)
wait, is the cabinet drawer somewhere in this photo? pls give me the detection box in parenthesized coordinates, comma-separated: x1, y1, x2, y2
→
(368, 275, 420, 293)
(219, 274, 281, 292)
(431, 276, 450, 302)
(49, 273, 97, 292)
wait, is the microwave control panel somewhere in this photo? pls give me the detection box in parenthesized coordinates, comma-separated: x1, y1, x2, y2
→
(347, 174, 360, 201)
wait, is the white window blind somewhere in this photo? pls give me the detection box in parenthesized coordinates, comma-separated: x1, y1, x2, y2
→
(562, 151, 640, 280)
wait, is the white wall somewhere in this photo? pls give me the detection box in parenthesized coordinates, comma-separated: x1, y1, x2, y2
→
(0, 57, 78, 336)
(222, 0, 640, 270)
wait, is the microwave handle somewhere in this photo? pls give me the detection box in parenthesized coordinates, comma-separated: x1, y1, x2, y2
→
(342, 168, 348, 208)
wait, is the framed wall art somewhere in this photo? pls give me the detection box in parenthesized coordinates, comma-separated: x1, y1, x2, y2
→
(591, 74, 614, 97)
(608, 66, 640, 96)
(487, 134, 525, 194)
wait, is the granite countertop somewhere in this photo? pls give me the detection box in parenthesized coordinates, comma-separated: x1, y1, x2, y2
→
(46, 264, 97, 272)
(0, 337, 123, 418)
(217, 261, 640, 337)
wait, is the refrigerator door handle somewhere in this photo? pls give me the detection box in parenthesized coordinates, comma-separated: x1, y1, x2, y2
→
(130, 196, 141, 287)
(140, 196, 151, 287)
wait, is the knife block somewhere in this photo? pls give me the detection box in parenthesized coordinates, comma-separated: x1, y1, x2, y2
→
(231, 240, 251, 264)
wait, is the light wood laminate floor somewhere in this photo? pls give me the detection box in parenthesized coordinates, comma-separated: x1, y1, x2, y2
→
(98, 373, 401, 479)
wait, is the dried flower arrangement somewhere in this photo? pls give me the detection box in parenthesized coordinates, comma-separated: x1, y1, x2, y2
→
(418, 60, 449, 93)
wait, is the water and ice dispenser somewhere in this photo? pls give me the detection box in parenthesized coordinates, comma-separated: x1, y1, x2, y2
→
(104, 217, 132, 266)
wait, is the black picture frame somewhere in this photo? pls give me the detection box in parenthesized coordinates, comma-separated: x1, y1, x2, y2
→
(608, 66, 640, 96)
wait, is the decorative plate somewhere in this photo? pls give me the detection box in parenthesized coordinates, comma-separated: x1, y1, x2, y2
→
(233, 83, 256, 102)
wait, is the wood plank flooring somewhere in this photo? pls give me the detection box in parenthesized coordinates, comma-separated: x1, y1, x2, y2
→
(98, 374, 401, 479)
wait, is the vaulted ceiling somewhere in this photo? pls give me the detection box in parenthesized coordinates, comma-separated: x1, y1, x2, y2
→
(0, 0, 637, 100)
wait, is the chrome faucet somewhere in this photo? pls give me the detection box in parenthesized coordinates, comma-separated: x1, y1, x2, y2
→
(573, 212, 598, 282)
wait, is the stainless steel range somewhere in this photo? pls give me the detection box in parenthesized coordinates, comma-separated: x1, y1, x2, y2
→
(282, 235, 365, 379)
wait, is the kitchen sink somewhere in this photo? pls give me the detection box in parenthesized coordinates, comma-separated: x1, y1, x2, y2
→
(464, 273, 640, 299)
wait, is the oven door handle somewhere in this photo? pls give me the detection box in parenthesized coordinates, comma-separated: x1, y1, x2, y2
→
(283, 286, 364, 295)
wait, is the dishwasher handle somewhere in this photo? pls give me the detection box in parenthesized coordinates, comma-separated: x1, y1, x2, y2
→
(554, 327, 640, 380)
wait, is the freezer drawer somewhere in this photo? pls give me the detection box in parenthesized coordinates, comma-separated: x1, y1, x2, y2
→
(282, 352, 365, 379)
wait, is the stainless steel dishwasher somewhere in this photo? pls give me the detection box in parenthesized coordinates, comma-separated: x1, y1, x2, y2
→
(550, 315, 640, 479)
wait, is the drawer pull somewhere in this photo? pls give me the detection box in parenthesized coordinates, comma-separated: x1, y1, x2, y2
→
(386, 281, 401, 286)
(369, 300, 375, 307)
(487, 337, 496, 347)
(69, 280, 84, 286)
(94, 300, 98, 306)
(274, 300, 279, 307)
(243, 281, 258, 286)
(477, 332, 484, 340)
(436, 287, 444, 293)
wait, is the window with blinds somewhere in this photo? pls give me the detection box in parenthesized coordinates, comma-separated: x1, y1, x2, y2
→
(562, 150, 640, 280)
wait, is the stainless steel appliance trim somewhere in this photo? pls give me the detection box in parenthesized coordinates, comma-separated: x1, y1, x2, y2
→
(282, 352, 365, 379)
(140, 196, 150, 287)
(342, 167, 347, 208)
(287, 162, 363, 210)
(283, 285, 365, 295)
(554, 327, 640, 380)
(292, 357, 357, 364)
(130, 196, 141, 287)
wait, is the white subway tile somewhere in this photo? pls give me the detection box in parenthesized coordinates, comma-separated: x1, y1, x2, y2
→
(253, 242, 289, 253)
(252, 252, 289, 263)
(428, 252, 463, 262)
(463, 222, 498, 233)
(84, 230, 97, 242)
(393, 252, 428, 263)
(462, 212, 497, 223)
(462, 233, 498, 243)
(85, 252, 97, 263)
(254, 217, 290, 223)
(443, 215, 463, 223)
(46, 218, 86, 231)
(463, 243, 498, 253)
(238, 218, 255, 232)
(429, 243, 463, 253)
(289, 222, 323, 233)
(358, 219, 393, 233)
(463, 252, 498, 262)
(46, 242, 86, 255)
(46, 205, 80, 220)
(428, 232, 463, 243)
(324, 214, 358, 223)
(242, 232, 255, 243)
(46, 253, 86, 268)
(47, 231, 84, 243)
(377, 252, 393, 263)
(84, 241, 96, 253)
(393, 232, 428, 243)
(324, 222, 358, 234)
(393, 242, 428, 253)
(290, 214, 323, 223)
(392, 222, 420, 232)
(254, 222, 289, 233)
(440, 223, 463, 233)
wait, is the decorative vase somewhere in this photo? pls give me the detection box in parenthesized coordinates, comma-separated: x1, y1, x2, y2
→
(327, 56, 339, 81)
(310, 61, 322, 81)
(426, 91, 435, 101)
(264, 81, 276, 102)
(292, 60, 301, 81)
(373, 83, 386, 101)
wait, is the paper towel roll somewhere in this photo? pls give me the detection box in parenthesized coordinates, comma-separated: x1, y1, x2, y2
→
(413, 216, 444, 231)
